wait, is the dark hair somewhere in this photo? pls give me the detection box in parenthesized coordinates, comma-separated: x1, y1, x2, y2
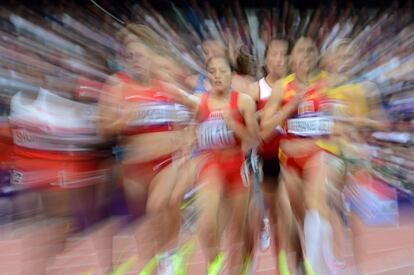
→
(235, 45, 256, 76)
(264, 36, 293, 58)
(206, 56, 232, 70)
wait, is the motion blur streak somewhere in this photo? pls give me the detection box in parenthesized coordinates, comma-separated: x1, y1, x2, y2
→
(0, 1, 412, 275)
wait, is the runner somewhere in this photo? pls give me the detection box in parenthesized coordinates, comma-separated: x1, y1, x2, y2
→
(196, 56, 258, 275)
(261, 36, 343, 274)
(241, 38, 292, 273)
(324, 39, 390, 274)
(171, 55, 258, 274)
(98, 25, 194, 274)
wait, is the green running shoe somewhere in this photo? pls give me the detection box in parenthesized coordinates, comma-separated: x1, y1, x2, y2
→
(241, 254, 254, 275)
(207, 252, 225, 275)
(304, 258, 316, 275)
(139, 255, 161, 275)
(111, 256, 137, 275)
(172, 240, 196, 275)
(278, 250, 290, 275)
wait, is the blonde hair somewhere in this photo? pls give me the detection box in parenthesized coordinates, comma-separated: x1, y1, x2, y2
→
(321, 38, 358, 71)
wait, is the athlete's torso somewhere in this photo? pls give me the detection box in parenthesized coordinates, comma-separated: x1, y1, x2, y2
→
(117, 72, 193, 163)
(281, 72, 332, 137)
(196, 91, 244, 153)
(118, 72, 192, 135)
(257, 77, 281, 158)
(279, 72, 343, 155)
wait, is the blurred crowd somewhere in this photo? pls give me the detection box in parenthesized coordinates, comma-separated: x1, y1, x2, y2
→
(0, 0, 413, 274)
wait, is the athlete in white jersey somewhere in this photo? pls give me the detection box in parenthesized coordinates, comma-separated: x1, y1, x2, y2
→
(242, 39, 294, 273)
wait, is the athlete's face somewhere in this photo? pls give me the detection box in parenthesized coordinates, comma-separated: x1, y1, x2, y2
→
(207, 57, 232, 94)
(291, 37, 319, 73)
(266, 40, 288, 77)
(124, 41, 151, 76)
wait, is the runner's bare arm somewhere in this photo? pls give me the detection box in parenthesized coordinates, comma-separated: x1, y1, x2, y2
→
(97, 76, 134, 136)
(260, 81, 301, 140)
(240, 93, 260, 146)
(159, 81, 201, 113)
(224, 93, 258, 146)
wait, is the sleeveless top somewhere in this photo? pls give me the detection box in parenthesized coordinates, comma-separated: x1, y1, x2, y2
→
(257, 77, 280, 158)
(281, 72, 333, 137)
(117, 72, 192, 135)
(196, 91, 244, 151)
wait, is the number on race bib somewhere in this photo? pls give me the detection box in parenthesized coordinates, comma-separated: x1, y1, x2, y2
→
(11, 170, 23, 185)
(198, 120, 236, 149)
(287, 117, 333, 136)
(132, 103, 179, 126)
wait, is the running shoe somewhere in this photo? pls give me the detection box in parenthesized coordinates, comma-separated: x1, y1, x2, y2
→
(207, 252, 225, 275)
(157, 253, 174, 275)
(303, 258, 316, 275)
(171, 239, 196, 275)
(278, 250, 290, 275)
(241, 253, 258, 275)
(139, 255, 161, 275)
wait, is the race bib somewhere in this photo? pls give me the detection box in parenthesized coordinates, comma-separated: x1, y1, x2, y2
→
(53, 169, 108, 188)
(174, 104, 193, 124)
(132, 102, 178, 126)
(197, 120, 236, 149)
(287, 116, 333, 136)
(10, 170, 23, 185)
(12, 128, 101, 152)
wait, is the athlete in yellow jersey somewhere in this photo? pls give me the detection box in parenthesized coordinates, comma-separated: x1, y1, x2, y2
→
(323, 39, 389, 274)
(262, 37, 348, 274)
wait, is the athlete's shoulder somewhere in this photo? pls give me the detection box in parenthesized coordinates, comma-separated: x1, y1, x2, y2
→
(243, 81, 260, 100)
(236, 91, 256, 106)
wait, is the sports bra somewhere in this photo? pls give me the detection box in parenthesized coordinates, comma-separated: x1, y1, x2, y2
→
(117, 72, 192, 135)
(197, 91, 244, 150)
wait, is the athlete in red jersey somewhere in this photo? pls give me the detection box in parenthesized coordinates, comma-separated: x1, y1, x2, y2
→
(175, 56, 258, 274)
(262, 37, 342, 274)
(98, 28, 193, 272)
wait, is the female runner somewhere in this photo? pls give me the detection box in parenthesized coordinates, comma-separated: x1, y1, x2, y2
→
(262, 36, 343, 274)
(98, 25, 193, 273)
(242, 38, 293, 273)
(172, 55, 259, 274)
